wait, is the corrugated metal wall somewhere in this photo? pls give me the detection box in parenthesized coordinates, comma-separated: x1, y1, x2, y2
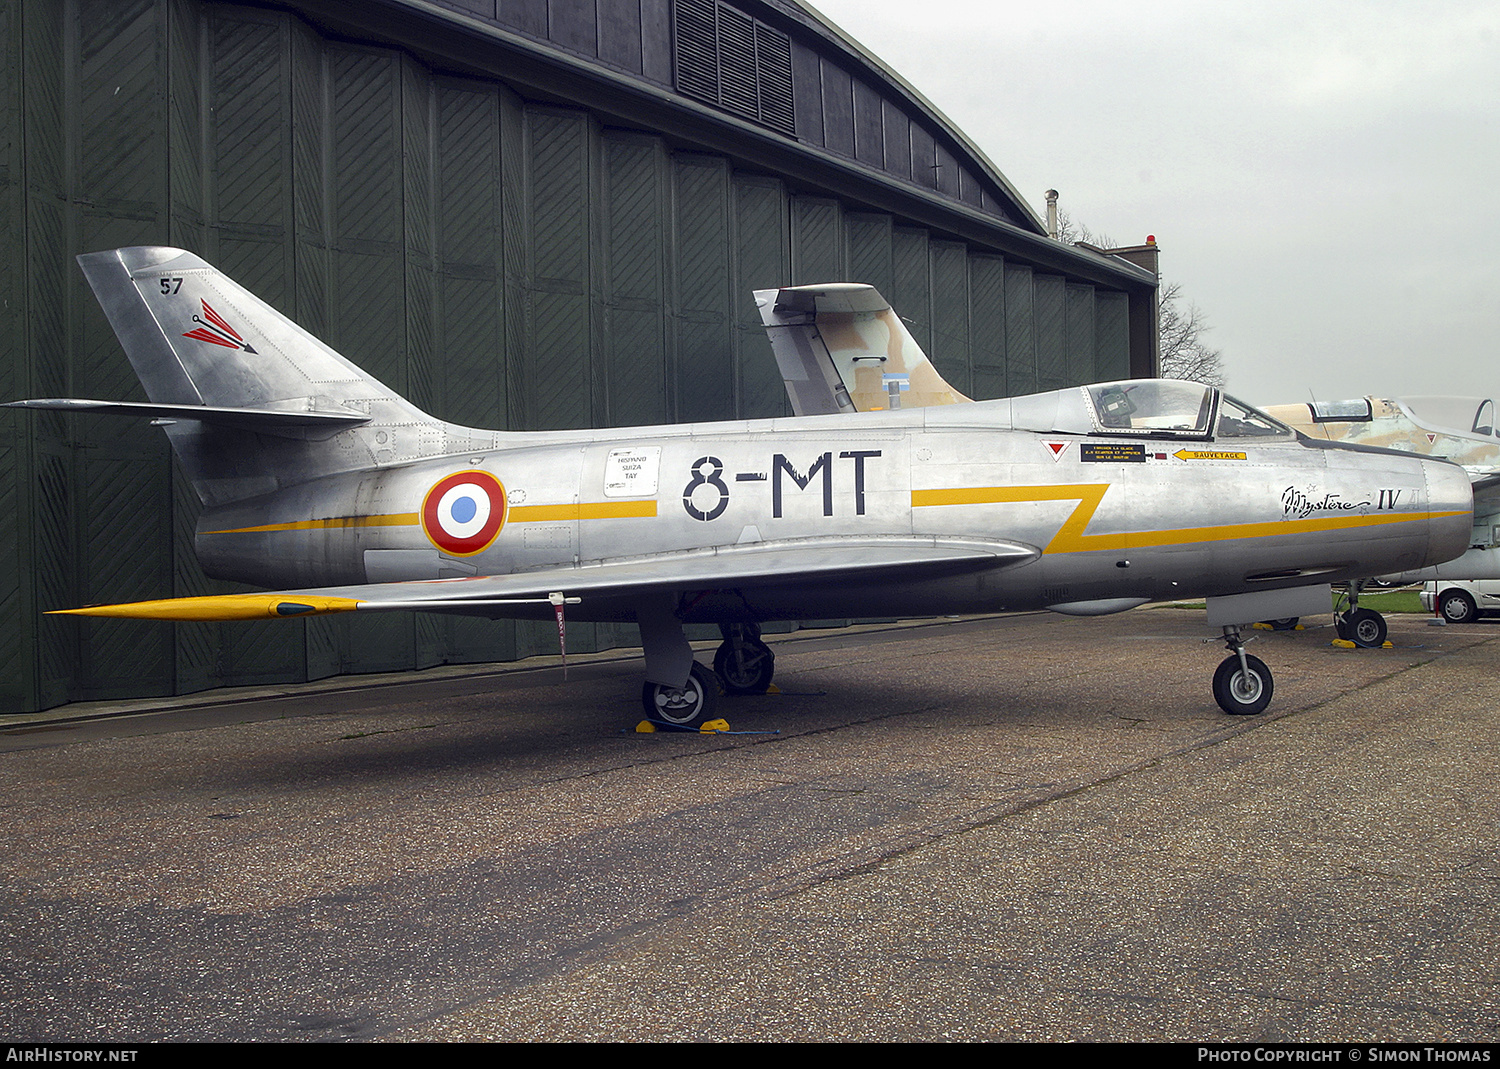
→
(0, 0, 1135, 712)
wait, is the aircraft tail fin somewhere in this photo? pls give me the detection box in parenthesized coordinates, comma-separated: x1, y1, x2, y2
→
(754, 283, 970, 416)
(64, 247, 484, 508)
(77, 247, 431, 423)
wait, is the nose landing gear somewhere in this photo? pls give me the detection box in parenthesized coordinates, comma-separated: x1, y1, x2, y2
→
(1213, 624, 1274, 715)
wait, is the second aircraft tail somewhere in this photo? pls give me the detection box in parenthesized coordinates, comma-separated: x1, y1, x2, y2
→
(754, 283, 970, 416)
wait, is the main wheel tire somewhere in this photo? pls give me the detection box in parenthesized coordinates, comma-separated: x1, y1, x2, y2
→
(1347, 608, 1387, 648)
(1213, 654, 1274, 716)
(713, 638, 775, 695)
(1267, 617, 1299, 631)
(642, 662, 719, 727)
(1440, 590, 1478, 624)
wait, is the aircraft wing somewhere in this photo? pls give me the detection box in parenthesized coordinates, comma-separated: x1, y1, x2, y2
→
(52, 535, 1039, 621)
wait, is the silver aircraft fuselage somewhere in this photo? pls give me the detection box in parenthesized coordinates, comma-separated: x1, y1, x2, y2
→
(195, 395, 1473, 624)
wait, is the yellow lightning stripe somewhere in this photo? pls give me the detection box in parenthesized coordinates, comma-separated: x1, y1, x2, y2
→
(912, 484, 1467, 555)
(49, 594, 363, 621)
(206, 500, 657, 535)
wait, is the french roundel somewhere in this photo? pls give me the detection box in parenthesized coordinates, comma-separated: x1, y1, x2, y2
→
(421, 470, 506, 556)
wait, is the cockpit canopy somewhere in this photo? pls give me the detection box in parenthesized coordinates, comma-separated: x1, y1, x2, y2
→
(1296, 395, 1499, 440)
(1395, 396, 1498, 439)
(1088, 380, 1215, 434)
(997, 380, 1292, 440)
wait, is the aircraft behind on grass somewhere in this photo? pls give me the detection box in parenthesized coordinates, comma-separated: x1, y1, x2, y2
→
(1262, 397, 1500, 618)
(4, 252, 1473, 721)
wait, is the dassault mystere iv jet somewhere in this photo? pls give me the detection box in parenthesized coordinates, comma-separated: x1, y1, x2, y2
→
(6, 253, 1474, 722)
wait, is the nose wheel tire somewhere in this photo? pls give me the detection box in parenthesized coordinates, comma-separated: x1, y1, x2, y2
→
(1440, 591, 1477, 624)
(642, 661, 719, 728)
(1213, 654, 1273, 716)
(713, 637, 775, 695)
(1344, 608, 1387, 648)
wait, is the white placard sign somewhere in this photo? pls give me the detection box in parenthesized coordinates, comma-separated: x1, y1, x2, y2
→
(603, 447, 660, 497)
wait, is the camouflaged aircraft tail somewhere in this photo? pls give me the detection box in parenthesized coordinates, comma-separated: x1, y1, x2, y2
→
(755, 283, 971, 416)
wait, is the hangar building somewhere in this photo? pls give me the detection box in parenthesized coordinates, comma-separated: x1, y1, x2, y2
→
(0, 0, 1160, 712)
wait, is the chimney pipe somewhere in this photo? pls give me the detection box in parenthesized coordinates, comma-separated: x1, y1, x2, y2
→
(1045, 189, 1059, 239)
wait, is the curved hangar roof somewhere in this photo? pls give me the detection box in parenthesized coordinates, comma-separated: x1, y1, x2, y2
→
(298, 0, 1153, 294)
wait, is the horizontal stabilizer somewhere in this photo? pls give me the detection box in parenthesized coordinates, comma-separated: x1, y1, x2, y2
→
(5, 398, 370, 439)
(51, 535, 1039, 621)
(766, 283, 893, 316)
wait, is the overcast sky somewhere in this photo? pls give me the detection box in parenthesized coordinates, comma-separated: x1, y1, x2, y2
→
(807, 0, 1500, 407)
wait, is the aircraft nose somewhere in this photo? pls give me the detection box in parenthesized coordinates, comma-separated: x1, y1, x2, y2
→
(1422, 457, 1474, 568)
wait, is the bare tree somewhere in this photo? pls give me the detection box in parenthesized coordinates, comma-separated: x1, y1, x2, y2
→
(1057, 211, 1224, 387)
(1156, 282, 1224, 387)
(1054, 210, 1111, 248)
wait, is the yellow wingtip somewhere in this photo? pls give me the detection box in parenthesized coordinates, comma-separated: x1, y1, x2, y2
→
(49, 594, 362, 622)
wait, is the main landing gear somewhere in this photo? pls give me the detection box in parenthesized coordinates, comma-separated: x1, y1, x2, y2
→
(637, 596, 720, 728)
(713, 623, 776, 695)
(636, 605, 779, 728)
(1213, 624, 1274, 716)
(1333, 581, 1388, 648)
(642, 662, 720, 727)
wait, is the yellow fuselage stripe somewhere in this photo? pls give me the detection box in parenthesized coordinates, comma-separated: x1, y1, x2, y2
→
(508, 501, 658, 522)
(208, 513, 420, 535)
(201, 485, 1459, 555)
(206, 500, 658, 535)
(912, 484, 1467, 555)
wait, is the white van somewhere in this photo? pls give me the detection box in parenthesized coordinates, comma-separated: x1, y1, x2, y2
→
(1421, 580, 1500, 623)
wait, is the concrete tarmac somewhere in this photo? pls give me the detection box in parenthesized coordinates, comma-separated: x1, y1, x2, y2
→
(2, 607, 1497, 1042)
